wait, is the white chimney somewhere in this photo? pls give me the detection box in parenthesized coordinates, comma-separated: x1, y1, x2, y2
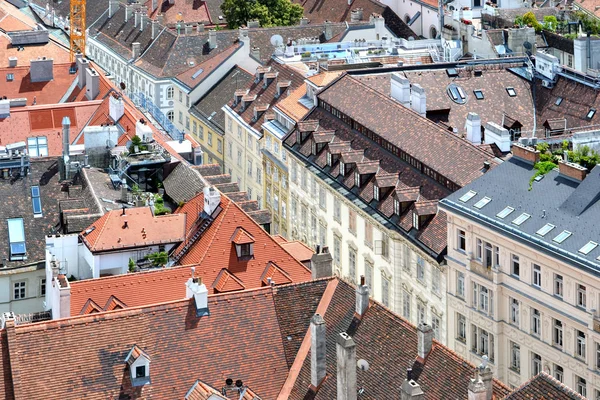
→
(356, 276, 369, 316)
(85, 67, 100, 100)
(134, 10, 140, 27)
(391, 73, 410, 106)
(136, 119, 153, 142)
(478, 360, 494, 400)
(209, 30, 217, 49)
(76, 57, 89, 89)
(8, 56, 17, 68)
(0, 99, 10, 118)
(151, 19, 160, 39)
(125, 5, 132, 22)
(465, 112, 482, 144)
(310, 246, 333, 279)
(203, 186, 221, 216)
(336, 332, 357, 400)
(484, 122, 510, 153)
(62, 116, 71, 158)
(311, 314, 327, 388)
(186, 275, 210, 317)
(109, 94, 125, 121)
(410, 84, 426, 117)
(401, 371, 425, 400)
(132, 42, 141, 59)
(417, 323, 433, 359)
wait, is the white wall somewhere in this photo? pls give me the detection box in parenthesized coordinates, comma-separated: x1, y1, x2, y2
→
(382, 0, 440, 38)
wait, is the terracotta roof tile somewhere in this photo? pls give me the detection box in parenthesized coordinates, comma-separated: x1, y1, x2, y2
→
(506, 372, 586, 400)
(261, 261, 293, 286)
(275, 85, 311, 122)
(231, 227, 255, 244)
(281, 240, 315, 263)
(212, 268, 246, 292)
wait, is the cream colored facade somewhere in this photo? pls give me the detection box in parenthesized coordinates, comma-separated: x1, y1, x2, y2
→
(444, 211, 600, 397)
(188, 110, 225, 169)
(287, 154, 448, 344)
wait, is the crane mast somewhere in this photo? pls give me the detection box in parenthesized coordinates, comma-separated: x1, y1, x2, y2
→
(69, 0, 86, 62)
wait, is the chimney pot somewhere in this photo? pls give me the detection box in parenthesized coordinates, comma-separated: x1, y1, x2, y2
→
(356, 278, 369, 316)
(186, 277, 210, 316)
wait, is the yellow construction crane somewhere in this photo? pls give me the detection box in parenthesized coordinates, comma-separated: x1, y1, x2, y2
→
(69, 0, 86, 62)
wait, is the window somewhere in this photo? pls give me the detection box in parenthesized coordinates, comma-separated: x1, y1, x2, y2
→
(417, 302, 426, 324)
(459, 190, 477, 202)
(531, 308, 541, 336)
(554, 274, 563, 297)
(511, 254, 520, 277)
(6, 73, 14, 82)
(506, 87, 517, 97)
(348, 209, 357, 235)
(417, 256, 425, 282)
(457, 313, 466, 341)
(587, 108, 596, 120)
(178, 111, 183, 124)
(472, 282, 493, 316)
(349, 249, 356, 281)
(576, 330, 586, 360)
(364, 222, 373, 247)
(381, 274, 390, 307)
(476, 238, 482, 260)
(579, 241, 598, 255)
(178, 90, 183, 103)
(373, 185, 380, 201)
(471, 325, 495, 362)
(354, 171, 360, 188)
(474, 90, 484, 100)
(207, 132, 213, 146)
(334, 198, 341, 222)
(166, 86, 174, 99)
(531, 353, 542, 377)
(473, 196, 491, 209)
(319, 186, 326, 210)
(403, 291, 411, 319)
(237, 150, 242, 167)
(457, 271, 465, 298)
(555, 97, 563, 106)
(381, 234, 389, 258)
(512, 213, 530, 226)
(365, 261, 373, 292)
(554, 364, 563, 382)
(237, 126, 242, 140)
(7, 218, 26, 260)
(256, 167, 262, 184)
(318, 223, 325, 246)
(198, 125, 205, 140)
(185, 116, 190, 130)
(536, 223, 555, 237)
(247, 160, 253, 177)
(136, 365, 146, 379)
(553, 230, 572, 244)
(217, 139, 222, 154)
(247, 135, 253, 149)
(510, 298, 520, 326)
(497, 206, 515, 219)
(457, 229, 466, 251)
(577, 284, 587, 308)
(576, 376, 586, 397)
(40, 278, 46, 297)
(31, 186, 42, 216)
(510, 341, 520, 372)
(192, 120, 197, 134)
(532, 264, 541, 287)
(13, 281, 25, 300)
(432, 267, 440, 295)
(27, 137, 48, 157)
(553, 319, 563, 348)
(333, 236, 341, 266)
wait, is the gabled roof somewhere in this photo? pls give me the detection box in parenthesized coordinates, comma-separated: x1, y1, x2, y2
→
(212, 268, 246, 292)
(231, 227, 255, 245)
(81, 206, 186, 252)
(506, 372, 586, 400)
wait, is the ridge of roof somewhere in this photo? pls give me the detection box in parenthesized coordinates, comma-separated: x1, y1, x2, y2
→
(506, 372, 585, 400)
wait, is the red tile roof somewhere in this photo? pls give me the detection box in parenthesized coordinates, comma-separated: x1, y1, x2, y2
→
(81, 206, 186, 252)
(0, 35, 71, 69)
(280, 240, 315, 263)
(231, 227, 255, 244)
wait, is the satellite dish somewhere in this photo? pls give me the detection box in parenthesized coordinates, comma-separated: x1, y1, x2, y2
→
(120, 82, 126, 90)
(523, 41, 532, 50)
(357, 359, 370, 371)
(270, 34, 284, 47)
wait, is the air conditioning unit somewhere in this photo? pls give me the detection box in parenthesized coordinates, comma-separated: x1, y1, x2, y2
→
(541, 80, 554, 89)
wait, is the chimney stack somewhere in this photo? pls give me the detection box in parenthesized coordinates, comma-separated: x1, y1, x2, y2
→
(324, 20, 333, 40)
(391, 73, 411, 106)
(209, 30, 217, 49)
(465, 112, 482, 144)
(203, 186, 221, 216)
(62, 116, 71, 158)
(356, 275, 369, 316)
(140, 14, 146, 32)
(310, 246, 333, 279)
(151, 19, 160, 39)
(197, 23, 205, 33)
(410, 84, 427, 117)
(109, 94, 125, 121)
(401, 370, 425, 400)
(132, 42, 141, 59)
(185, 24, 192, 34)
(134, 10, 140, 27)
(30, 58, 54, 83)
(85, 68, 100, 100)
(468, 369, 487, 400)
(336, 332, 357, 400)
(186, 273, 210, 317)
(478, 361, 494, 400)
(300, 17, 309, 26)
(125, 5, 132, 22)
(76, 57, 89, 89)
(417, 323, 434, 360)
(311, 314, 327, 388)
(108, 0, 119, 17)
(250, 46, 260, 60)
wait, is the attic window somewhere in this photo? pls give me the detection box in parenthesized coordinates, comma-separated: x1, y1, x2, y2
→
(446, 68, 458, 77)
(136, 366, 146, 378)
(125, 345, 151, 387)
(394, 199, 400, 215)
(511, 212, 530, 226)
(553, 230, 572, 244)
(327, 152, 332, 166)
(555, 97, 563, 106)
(473, 196, 491, 209)
(536, 223, 555, 237)
(232, 227, 255, 260)
(459, 190, 477, 203)
(586, 108, 596, 120)
(7, 218, 26, 260)
(474, 90, 484, 100)
(496, 206, 514, 219)
(373, 185, 380, 201)
(506, 87, 516, 97)
(6, 73, 14, 82)
(447, 84, 467, 104)
(579, 241, 598, 255)
(31, 186, 42, 217)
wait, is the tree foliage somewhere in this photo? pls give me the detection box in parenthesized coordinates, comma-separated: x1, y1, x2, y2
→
(514, 12, 542, 33)
(146, 251, 168, 267)
(543, 16, 558, 32)
(221, 0, 304, 29)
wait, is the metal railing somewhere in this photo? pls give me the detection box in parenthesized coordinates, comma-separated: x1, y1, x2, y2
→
(130, 92, 184, 141)
(15, 311, 52, 325)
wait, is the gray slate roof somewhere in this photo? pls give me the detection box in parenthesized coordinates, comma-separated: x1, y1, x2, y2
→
(441, 157, 600, 272)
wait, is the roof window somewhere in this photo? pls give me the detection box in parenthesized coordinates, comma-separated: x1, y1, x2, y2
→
(496, 206, 515, 219)
(6, 73, 14, 82)
(536, 223, 555, 237)
(473, 196, 491, 209)
(506, 87, 516, 97)
(459, 190, 477, 202)
(125, 345, 151, 387)
(555, 97, 563, 106)
(586, 108, 596, 120)
(579, 241, 598, 255)
(31, 186, 42, 217)
(7, 218, 26, 261)
(553, 230, 572, 244)
(447, 83, 467, 104)
(446, 68, 458, 77)
(512, 212, 530, 226)
(474, 90, 484, 100)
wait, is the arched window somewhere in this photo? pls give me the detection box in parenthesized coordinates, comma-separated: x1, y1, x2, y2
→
(166, 86, 174, 100)
(166, 111, 174, 122)
(430, 26, 438, 39)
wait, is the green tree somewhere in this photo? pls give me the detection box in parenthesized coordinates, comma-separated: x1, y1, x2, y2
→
(221, 0, 303, 29)
(518, 12, 543, 33)
(146, 251, 168, 267)
(128, 258, 136, 273)
(543, 16, 558, 32)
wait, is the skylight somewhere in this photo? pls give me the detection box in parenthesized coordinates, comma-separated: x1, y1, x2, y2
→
(579, 241, 598, 255)
(473, 196, 492, 209)
(536, 223, 555, 237)
(7, 218, 26, 260)
(446, 68, 458, 77)
(447, 84, 467, 104)
(6, 73, 14, 82)
(474, 90, 484, 100)
(587, 108, 596, 120)
(459, 190, 477, 203)
(512, 213, 531, 226)
(506, 87, 517, 97)
(555, 97, 563, 106)
(496, 206, 515, 219)
(31, 186, 42, 217)
(553, 230, 572, 244)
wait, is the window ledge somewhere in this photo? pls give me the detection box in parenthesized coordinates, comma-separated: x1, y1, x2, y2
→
(509, 367, 521, 374)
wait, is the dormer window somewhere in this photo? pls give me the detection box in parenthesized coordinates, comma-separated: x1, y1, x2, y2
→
(239, 243, 252, 257)
(412, 211, 419, 231)
(373, 185, 380, 201)
(125, 345, 151, 387)
(231, 227, 255, 260)
(394, 199, 400, 215)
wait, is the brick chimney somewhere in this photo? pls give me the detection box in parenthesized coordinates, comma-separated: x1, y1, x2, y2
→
(401, 369, 425, 400)
(336, 332, 356, 400)
(356, 275, 369, 316)
(511, 143, 540, 165)
(391, 73, 410, 106)
(410, 84, 427, 117)
(310, 246, 333, 279)
(465, 112, 482, 144)
(417, 323, 433, 360)
(559, 160, 587, 181)
(311, 314, 327, 388)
